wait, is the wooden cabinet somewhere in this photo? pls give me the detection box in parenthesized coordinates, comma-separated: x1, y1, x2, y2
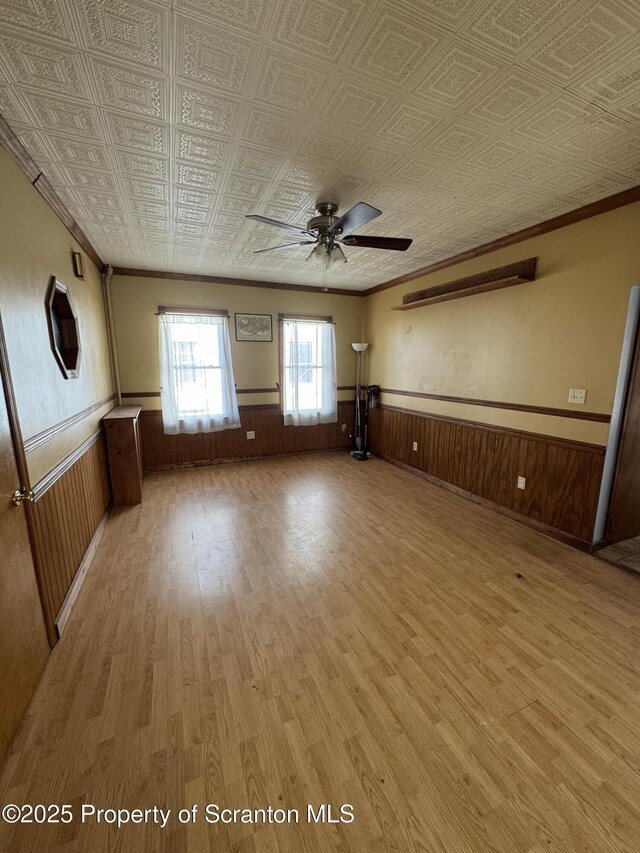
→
(103, 406, 143, 505)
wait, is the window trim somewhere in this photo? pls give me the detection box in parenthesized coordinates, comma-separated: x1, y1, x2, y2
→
(278, 312, 332, 324)
(158, 305, 229, 318)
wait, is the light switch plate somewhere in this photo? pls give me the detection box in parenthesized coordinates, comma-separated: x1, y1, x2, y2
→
(568, 388, 586, 404)
(517, 476, 526, 490)
(412, 441, 418, 451)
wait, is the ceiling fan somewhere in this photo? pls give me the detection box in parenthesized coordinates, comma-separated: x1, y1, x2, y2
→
(245, 201, 412, 267)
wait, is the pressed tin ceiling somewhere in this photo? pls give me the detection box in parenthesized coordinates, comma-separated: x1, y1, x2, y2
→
(0, 1, 639, 290)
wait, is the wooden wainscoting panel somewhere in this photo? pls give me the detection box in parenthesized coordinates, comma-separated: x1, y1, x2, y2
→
(369, 405, 604, 544)
(29, 433, 111, 642)
(140, 401, 355, 471)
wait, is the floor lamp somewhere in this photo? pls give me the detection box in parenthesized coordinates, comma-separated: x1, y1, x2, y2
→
(351, 342, 368, 460)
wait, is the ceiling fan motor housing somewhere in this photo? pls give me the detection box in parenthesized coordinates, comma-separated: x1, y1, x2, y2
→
(308, 202, 341, 237)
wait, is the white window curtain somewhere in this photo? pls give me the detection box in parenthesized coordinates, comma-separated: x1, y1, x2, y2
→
(282, 319, 337, 426)
(158, 312, 240, 435)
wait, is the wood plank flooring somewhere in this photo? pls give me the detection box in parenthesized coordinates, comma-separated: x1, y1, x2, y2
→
(1, 453, 640, 852)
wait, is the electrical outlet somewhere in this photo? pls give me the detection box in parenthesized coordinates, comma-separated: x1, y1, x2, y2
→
(517, 476, 526, 490)
(568, 388, 586, 404)
(246, 431, 255, 439)
(341, 423, 346, 432)
(412, 441, 418, 451)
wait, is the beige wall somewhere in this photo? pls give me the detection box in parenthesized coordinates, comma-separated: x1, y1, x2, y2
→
(110, 275, 365, 408)
(0, 149, 114, 484)
(365, 202, 640, 446)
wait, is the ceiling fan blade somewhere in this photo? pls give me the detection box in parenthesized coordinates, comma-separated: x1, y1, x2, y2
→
(328, 202, 382, 237)
(342, 235, 413, 251)
(253, 241, 316, 254)
(245, 214, 308, 233)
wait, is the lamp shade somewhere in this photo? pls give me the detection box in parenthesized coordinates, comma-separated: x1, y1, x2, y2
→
(351, 342, 368, 352)
(330, 244, 347, 264)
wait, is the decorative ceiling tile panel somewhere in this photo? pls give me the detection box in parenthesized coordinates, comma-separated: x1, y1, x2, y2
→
(223, 173, 270, 199)
(466, 0, 570, 57)
(123, 178, 169, 200)
(46, 135, 111, 169)
(401, 0, 478, 30)
(375, 102, 445, 146)
(1, 0, 639, 289)
(0, 0, 74, 43)
(0, 34, 90, 98)
(91, 59, 166, 118)
(350, 11, 443, 85)
(256, 52, 327, 113)
(174, 162, 220, 190)
(79, 0, 167, 70)
(501, 151, 564, 182)
(268, 184, 313, 208)
(321, 83, 391, 131)
(176, 0, 271, 36)
(64, 165, 119, 191)
(213, 212, 248, 231)
(115, 149, 166, 180)
(175, 16, 254, 93)
(413, 40, 506, 108)
(277, 160, 326, 189)
(173, 82, 240, 135)
(297, 127, 356, 162)
(133, 214, 167, 231)
(465, 70, 553, 127)
(568, 38, 640, 107)
(104, 112, 167, 153)
(426, 120, 491, 160)
(617, 99, 640, 126)
(74, 189, 124, 210)
(175, 206, 209, 224)
(272, 0, 366, 63)
(464, 139, 528, 172)
(18, 93, 102, 139)
(0, 86, 34, 124)
(175, 129, 227, 165)
(217, 195, 259, 216)
(176, 187, 216, 208)
(232, 144, 283, 179)
(241, 106, 300, 150)
(551, 114, 632, 155)
(510, 95, 593, 142)
(127, 199, 167, 217)
(522, 2, 638, 84)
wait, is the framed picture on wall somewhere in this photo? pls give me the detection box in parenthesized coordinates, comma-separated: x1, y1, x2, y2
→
(235, 313, 272, 342)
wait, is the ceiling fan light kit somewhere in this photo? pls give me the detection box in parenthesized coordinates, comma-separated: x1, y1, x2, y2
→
(246, 201, 413, 271)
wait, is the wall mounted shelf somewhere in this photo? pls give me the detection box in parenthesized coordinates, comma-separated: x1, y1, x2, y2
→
(392, 257, 537, 311)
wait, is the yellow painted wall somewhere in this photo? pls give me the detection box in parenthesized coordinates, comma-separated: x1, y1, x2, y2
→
(0, 148, 114, 484)
(110, 275, 365, 408)
(364, 202, 640, 445)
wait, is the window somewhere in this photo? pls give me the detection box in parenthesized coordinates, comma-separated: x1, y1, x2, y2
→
(46, 277, 81, 379)
(158, 309, 240, 435)
(289, 341, 313, 383)
(280, 315, 337, 426)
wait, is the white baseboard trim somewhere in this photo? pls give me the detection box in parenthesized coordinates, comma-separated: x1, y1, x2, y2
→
(55, 509, 110, 637)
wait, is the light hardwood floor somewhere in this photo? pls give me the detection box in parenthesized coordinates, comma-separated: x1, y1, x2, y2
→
(2, 453, 640, 852)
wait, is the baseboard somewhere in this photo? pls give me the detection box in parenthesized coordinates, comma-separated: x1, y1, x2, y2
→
(375, 453, 593, 552)
(54, 508, 110, 637)
(144, 446, 350, 473)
